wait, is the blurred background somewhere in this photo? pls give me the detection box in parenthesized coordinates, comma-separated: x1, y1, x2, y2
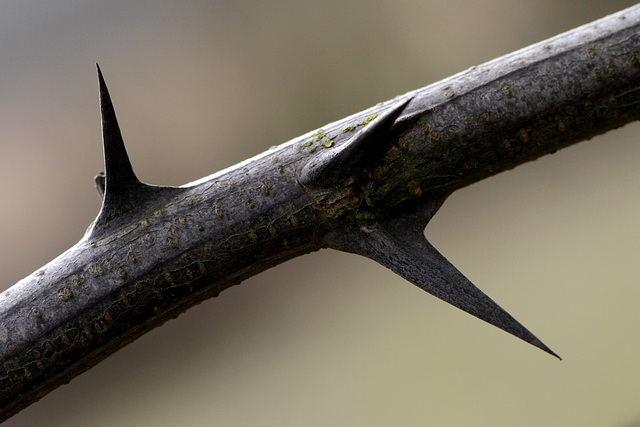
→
(2, 1, 640, 425)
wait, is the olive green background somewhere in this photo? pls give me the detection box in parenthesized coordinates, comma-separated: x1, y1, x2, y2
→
(2, 1, 640, 425)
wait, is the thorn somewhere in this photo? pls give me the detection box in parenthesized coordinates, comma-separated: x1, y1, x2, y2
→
(91, 65, 182, 238)
(299, 96, 412, 187)
(323, 205, 560, 359)
(97, 64, 144, 198)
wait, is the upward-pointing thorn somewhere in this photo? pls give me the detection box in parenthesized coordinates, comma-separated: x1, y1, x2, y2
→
(97, 64, 143, 199)
(90, 65, 181, 238)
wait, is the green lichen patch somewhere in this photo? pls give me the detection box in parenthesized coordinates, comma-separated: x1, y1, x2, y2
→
(321, 139, 334, 148)
(341, 114, 379, 135)
(361, 114, 379, 126)
(314, 130, 327, 141)
(301, 130, 335, 152)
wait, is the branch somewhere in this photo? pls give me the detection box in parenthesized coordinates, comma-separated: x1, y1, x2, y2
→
(2, 4, 640, 421)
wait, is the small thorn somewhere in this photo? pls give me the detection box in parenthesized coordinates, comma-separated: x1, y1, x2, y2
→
(323, 204, 560, 359)
(95, 172, 105, 199)
(299, 96, 413, 187)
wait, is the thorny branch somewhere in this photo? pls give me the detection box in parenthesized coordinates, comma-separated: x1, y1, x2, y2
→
(2, 4, 640, 422)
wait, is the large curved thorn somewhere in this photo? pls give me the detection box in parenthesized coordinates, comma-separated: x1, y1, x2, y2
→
(323, 207, 560, 359)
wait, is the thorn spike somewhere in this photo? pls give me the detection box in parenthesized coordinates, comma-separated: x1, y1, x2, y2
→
(90, 65, 183, 238)
(323, 206, 560, 359)
(299, 96, 413, 187)
(97, 64, 142, 196)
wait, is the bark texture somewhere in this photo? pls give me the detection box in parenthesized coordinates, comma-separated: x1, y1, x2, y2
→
(2, 4, 640, 421)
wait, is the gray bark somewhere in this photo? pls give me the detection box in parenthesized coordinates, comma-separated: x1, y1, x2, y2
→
(2, 4, 640, 421)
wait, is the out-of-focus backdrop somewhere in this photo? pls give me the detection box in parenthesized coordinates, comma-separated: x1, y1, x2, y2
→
(2, 1, 640, 425)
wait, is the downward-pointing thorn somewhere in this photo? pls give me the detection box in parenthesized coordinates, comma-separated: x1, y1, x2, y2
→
(322, 202, 560, 359)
